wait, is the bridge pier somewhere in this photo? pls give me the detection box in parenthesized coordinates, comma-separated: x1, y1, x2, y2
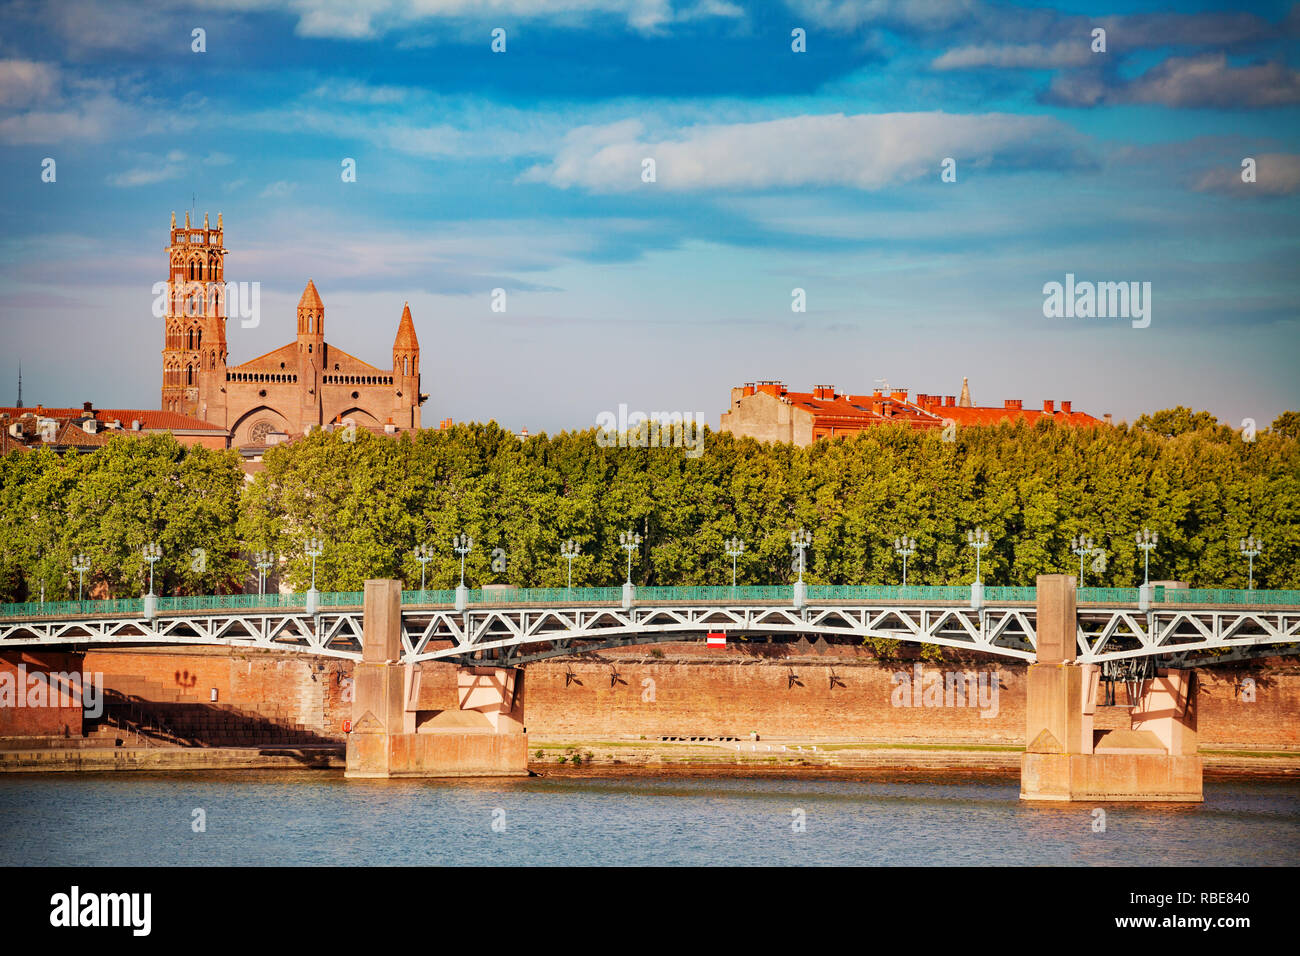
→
(345, 579, 529, 778)
(1020, 575, 1201, 802)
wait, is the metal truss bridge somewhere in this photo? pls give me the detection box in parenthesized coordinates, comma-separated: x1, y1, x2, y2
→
(2, 585, 1297, 669)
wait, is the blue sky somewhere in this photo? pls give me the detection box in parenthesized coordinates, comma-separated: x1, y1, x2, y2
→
(1, 0, 1298, 433)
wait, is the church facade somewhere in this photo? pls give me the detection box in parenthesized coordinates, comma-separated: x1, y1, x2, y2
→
(160, 212, 425, 448)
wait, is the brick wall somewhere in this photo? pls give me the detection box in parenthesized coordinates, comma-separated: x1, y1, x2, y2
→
(0, 651, 87, 737)
(59, 645, 1300, 751)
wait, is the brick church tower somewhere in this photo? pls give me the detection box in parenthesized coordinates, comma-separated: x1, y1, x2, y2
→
(161, 210, 227, 417)
(160, 214, 426, 447)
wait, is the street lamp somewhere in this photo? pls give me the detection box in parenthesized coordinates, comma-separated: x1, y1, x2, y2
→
(413, 543, 434, 592)
(1135, 528, 1158, 586)
(143, 543, 162, 595)
(725, 536, 745, 591)
(304, 537, 323, 615)
(790, 528, 812, 584)
(452, 533, 473, 612)
(894, 536, 916, 588)
(452, 534, 473, 588)
(72, 554, 89, 603)
(966, 527, 990, 584)
(619, 529, 641, 585)
(1239, 535, 1262, 590)
(790, 527, 812, 610)
(619, 528, 641, 611)
(254, 549, 274, 596)
(966, 527, 990, 611)
(1070, 534, 1094, 586)
(142, 542, 162, 620)
(560, 539, 581, 592)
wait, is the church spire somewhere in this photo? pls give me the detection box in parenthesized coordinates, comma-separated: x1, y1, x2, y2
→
(15, 363, 22, 409)
(959, 376, 972, 407)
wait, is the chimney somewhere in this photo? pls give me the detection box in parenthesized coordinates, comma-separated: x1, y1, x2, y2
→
(1103, 413, 1113, 426)
(1060, 400, 1072, 414)
(1004, 399, 1022, 410)
(944, 396, 955, 407)
(813, 385, 835, 400)
(756, 381, 783, 397)
(743, 383, 756, 397)
(890, 389, 908, 402)
(1043, 399, 1055, 414)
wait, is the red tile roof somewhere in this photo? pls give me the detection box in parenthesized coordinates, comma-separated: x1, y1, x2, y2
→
(0, 408, 225, 431)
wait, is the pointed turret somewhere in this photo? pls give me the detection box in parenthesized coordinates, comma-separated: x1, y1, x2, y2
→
(298, 279, 324, 312)
(393, 302, 419, 350)
(392, 302, 421, 429)
(959, 376, 972, 407)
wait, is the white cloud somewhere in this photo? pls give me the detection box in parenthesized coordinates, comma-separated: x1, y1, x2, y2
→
(0, 60, 59, 107)
(933, 41, 1093, 71)
(1049, 54, 1300, 108)
(1195, 153, 1300, 197)
(260, 180, 297, 197)
(523, 111, 1090, 192)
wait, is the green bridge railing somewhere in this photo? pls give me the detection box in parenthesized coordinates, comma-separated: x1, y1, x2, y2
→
(2, 585, 1298, 621)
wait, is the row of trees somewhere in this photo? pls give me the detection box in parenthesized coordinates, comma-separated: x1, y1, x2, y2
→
(1, 409, 1296, 602)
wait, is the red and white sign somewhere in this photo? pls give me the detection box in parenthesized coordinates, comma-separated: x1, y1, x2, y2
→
(342, 719, 352, 734)
(706, 632, 726, 647)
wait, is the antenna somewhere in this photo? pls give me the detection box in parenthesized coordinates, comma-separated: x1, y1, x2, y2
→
(16, 362, 22, 409)
(874, 377, 890, 394)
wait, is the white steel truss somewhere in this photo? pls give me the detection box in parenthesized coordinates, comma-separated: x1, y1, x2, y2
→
(1, 602, 1296, 667)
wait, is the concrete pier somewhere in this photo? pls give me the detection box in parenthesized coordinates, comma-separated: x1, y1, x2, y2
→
(344, 579, 529, 778)
(1020, 575, 1202, 802)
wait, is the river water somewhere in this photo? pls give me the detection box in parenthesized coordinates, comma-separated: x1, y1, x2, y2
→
(1, 772, 1296, 866)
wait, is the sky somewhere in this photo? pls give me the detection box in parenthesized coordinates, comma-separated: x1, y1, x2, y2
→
(1, 0, 1298, 434)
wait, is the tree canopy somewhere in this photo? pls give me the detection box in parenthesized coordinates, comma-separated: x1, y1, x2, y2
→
(1, 410, 1296, 601)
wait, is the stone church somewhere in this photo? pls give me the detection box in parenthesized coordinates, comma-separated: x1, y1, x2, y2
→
(160, 212, 425, 448)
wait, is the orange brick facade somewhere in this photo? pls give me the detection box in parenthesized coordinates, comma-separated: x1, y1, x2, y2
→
(161, 212, 425, 448)
(719, 380, 1106, 447)
(0, 651, 88, 737)
(72, 647, 1300, 751)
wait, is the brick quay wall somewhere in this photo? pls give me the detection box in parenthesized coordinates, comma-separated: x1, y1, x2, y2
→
(49, 643, 1298, 751)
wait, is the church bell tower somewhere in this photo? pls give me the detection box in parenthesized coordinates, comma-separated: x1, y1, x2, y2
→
(161, 210, 227, 418)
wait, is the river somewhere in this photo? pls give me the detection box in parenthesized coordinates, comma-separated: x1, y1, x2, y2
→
(2, 772, 1296, 866)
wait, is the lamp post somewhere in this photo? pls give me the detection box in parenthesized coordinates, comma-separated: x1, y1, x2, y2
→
(1135, 527, 1158, 611)
(619, 528, 641, 610)
(1070, 534, 1094, 586)
(894, 536, 916, 588)
(790, 527, 812, 609)
(72, 554, 89, 603)
(1239, 535, 1262, 590)
(453, 533, 472, 611)
(966, 527, 990, 610)
(725, 536, 745, 592)
(304, 537, 323, 615)
(254, 549, 274, 596)
(413, 543, 434, 592)
(560, 539, 580, 592)
(142, 542, 161, 619)
(966, 527, 990, 583)
(1135, 528, 1158, 585)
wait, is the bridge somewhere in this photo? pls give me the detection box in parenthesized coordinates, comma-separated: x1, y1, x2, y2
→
(5, 579, 1296, 799)
(2, 584, 1297, 669)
